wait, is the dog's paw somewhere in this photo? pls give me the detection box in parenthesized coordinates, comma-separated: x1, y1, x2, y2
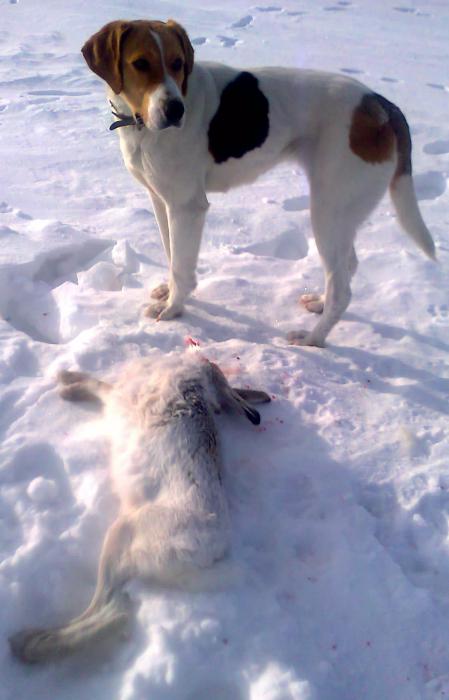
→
(287, 329, 325, 348)
(150, 283, 169, 301)
(156, 302, 184, 321)
(143, 301, 167, 319)
(143, 301, 183, 321)
(299, 293, 324, 314)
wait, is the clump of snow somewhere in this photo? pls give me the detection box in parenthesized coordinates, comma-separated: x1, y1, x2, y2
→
(27, 477, 59, 505)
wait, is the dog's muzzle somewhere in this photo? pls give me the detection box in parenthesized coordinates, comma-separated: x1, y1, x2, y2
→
(161, 98, 185, 129)
(162, 99, 185, 128)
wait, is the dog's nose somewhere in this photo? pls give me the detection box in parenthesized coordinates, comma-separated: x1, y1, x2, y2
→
(164, 99, 185, 125)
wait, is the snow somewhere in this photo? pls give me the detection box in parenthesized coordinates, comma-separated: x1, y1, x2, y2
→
(1, 0, 448, 698)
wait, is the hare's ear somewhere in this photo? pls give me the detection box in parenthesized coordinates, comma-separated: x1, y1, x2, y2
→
(231, 394, 261, 425)
(232, 389, 271, 405)
(208, 362, 262, 426)
(81, 21, 132, 94)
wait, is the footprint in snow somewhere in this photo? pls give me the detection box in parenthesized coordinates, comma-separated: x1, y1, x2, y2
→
(413, 171, 447, 201)
(423, 139, 449, 155)
(426, 82, 447, 91)
(254, 6, 282, 12)
(427, 303, 449, 321)
(27, 89, 90, 97)
(231, 15, 254, 28)
(217, 36, 238, 47)
(393, 6, 416, 12)
(380, 76, 399, 83)
(282, 196, 309, 212)
(340, 67, 364, 75)
(191, 37, 207, 46)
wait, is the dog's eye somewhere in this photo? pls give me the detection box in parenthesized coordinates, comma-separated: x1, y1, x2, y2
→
(132, 58, 150, 72)
(171, 58, 183, 72)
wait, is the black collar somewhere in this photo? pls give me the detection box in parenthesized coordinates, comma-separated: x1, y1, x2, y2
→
(109, 101, 144, 131)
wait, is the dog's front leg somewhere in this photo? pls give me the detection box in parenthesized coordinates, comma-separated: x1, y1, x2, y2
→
(145, 196, 209, 321)
(148, 191, 171, 302)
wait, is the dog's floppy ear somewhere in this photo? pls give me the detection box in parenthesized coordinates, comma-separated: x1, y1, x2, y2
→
(166, 19, 194, 95)
(81, 21, 132, 95)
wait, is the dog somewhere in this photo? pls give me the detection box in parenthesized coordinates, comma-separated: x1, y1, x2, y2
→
(9, 353, 270, 663)
(80, 19, 435, 347)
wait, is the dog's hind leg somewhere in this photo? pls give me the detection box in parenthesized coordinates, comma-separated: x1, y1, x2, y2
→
(299, 244, 358, 316)
(288, 148, 395, 346)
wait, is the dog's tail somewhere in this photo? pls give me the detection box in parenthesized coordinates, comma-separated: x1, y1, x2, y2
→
(9, 518, 133, 664)
(379, 94, 436, 260)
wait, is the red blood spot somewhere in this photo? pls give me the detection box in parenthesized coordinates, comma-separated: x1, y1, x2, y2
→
(271, 395, 277, 400)
(235, 356, 240, 360)
(184, 336, 200, 347)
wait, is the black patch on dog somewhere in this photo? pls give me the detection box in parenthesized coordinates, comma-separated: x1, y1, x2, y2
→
(208, 71, 270, 163)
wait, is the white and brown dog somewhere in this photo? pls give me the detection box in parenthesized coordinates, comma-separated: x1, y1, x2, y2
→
(81, 19, 435, 347)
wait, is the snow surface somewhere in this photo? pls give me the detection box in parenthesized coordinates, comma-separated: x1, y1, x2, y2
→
(1, 0, 449, 698)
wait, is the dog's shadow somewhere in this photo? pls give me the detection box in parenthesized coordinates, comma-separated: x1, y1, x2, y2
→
(186, 297, 284, 344)
(326, 314, 449, 416)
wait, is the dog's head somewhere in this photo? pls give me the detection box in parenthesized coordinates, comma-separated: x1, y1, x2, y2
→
(81, 19, 194, 131)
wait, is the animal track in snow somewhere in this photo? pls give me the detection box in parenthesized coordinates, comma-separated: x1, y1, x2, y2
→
(231, 15, 254, 28)
(423, 139, 449, 155)
(393, 6, 416, 12)
(427, 303, 449, 322)
(191, 37, 207, 46)
(413, 171, 447, 201)
(340, 67, 364, 75)
(282, 196, 310, 212)
(426, 82, 447, 91)
(254, 6, 282, 12)
(27, 89, 89, 97)
(217, 36, 238, 48)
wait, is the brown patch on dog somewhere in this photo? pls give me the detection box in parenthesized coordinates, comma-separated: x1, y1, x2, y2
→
(166, 20, 194, 95)
(349, 94, 395, 165)
(82, 20, 132, 95)
(81, 20, 194, 104)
